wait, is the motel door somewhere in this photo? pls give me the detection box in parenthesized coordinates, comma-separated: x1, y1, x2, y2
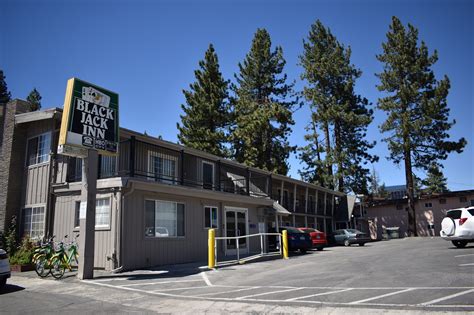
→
(224, 207, 249, 256)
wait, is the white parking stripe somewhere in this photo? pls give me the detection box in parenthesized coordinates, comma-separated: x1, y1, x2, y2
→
(119, 279, 202, 287)
(459, 263, 474, 266)
(153, 286, 211, 292)
(455, 253, 474, 258)
(420, 288, 474, 305)
(201, 272, 213, 286)
(349, 288, 415, 304)
(236, 287, 305, 300)
(194, 286, 261, 297)
(285, 288, 353, 301)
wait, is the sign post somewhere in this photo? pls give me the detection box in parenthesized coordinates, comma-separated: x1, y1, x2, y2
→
(58, 78, 119, 280)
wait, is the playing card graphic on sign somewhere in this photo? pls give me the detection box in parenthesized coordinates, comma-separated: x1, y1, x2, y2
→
(58, 78, 119, 157)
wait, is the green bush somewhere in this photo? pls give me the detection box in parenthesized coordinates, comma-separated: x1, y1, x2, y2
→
(9, 236, 35, 265)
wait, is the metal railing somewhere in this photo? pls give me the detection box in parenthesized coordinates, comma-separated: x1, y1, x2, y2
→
(214, 232, 282, 266)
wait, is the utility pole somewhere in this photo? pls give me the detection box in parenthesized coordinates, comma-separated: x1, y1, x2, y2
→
(77, 149, 98, 279)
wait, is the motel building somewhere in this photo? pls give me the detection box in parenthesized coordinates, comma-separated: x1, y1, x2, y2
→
(0, 99, 352, 271)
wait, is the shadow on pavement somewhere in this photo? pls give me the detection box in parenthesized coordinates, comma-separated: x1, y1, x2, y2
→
(0, 283, 25, 295)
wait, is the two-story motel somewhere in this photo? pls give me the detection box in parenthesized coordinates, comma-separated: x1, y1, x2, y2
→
(0, 99, 351, 271)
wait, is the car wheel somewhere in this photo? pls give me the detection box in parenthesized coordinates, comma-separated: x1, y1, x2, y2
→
(452, 240, 468, 248)
(300, 249, 307, 254)
(344, 240, 351, 247)
(359, 243, 365, 246)
(316, 247, 324, 251)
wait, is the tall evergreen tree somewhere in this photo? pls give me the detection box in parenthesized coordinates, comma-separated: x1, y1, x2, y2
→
(27, 88, 42, 111)
(231, 28, 297, 175)
(299, 20, 377, 193)
(376, 17, 466, 236)
(0, 70, 12, 105)
(177, 44, 231, 157)
(423, 163, 448, 194)
(369, 167, 381, 196)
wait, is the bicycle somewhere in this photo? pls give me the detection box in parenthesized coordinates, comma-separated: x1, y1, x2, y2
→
(32, 236, 55, 278)
(50, 235, 79, 279)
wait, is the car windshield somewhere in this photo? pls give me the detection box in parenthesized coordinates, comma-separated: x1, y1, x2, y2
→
(446, 210, 462, 219)
(346, 229, 362, 234)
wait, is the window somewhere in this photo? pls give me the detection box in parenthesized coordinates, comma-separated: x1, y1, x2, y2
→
(145, 200, 185, 237)
(148, 152, 178, 184)
(202, 161, 214, 190)
(74, 198, 111, 228)
(95, 198, 110, 227)
(460, 196, 467, 203)
(439, 198, 447, 205)
(26, 133, 51, 166)
(204, 206, 218, 229)
(468, 209, 474, 216)
(446, 210, 462, 219)
(99, 155, 117, 178)
(471, 200, 474, 207)
(23, 206, 45, 239)
(424, 202, 433, 208)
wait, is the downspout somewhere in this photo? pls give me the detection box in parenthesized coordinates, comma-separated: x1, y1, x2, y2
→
(112, 179, 134, 273)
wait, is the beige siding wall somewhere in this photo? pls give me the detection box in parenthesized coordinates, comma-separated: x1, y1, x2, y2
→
(53, 192, 117, 270)
(367, 193, 474, 239)
(122, 189, 262, 270)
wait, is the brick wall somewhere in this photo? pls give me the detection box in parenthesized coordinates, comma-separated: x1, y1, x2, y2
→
(0, 100, 31, 233)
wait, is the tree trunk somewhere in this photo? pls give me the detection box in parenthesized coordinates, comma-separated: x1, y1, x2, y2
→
(404, 147, 418, 237)
(323, 121, 334, 190)
(334, 120, 343, 192)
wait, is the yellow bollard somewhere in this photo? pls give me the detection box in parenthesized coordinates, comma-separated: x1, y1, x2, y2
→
(208, 228, 215, 269)
(282, 230, 289, 259)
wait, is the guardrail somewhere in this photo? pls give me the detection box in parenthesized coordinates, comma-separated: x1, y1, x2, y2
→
(208, 230, 288, 268)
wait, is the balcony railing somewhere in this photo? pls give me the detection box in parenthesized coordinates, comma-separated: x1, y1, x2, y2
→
(66, 136, 272, 198)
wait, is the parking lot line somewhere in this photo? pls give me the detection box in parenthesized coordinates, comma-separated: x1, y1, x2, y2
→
(152, 285, 211, 292)
(419, 288, 474, 306)
(194, 286, 261, 297)
(119, 279, 202, 287)
(348, 288, 415, 304)
(455, 253, 474, 258)
(459, 263, 474, 266)
(285, 288, 353, 301)
(200, 272, 213, 286)
(236, 287, 305, 300)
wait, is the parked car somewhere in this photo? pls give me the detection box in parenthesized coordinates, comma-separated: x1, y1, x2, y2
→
(331, 229, 371, 246)
(279, 227, 312, 253)
(0, 249, 11, 289)
(298, 228, 327, 250)
(440, 207, 474, 248)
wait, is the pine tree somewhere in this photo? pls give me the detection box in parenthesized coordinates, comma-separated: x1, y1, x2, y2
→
(376, 17, 466, 236)
(423, 163, 448, 194)
(0, 70, 12, 105)
(231, 28, 298, 175)
(369, 167, 381, 196)
(299, 20, 377, 193)
(177, 44, 231, 157)
(27, 88, 42, 111)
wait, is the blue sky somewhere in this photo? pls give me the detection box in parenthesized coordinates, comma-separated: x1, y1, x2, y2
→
(2, 0, 473, 190)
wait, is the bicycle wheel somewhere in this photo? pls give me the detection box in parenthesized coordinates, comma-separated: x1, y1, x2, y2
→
(50, 259, 65, 279)
(35, 257, 50, 278)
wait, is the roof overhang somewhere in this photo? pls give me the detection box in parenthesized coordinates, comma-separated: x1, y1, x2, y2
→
(273, 201, 291, 216)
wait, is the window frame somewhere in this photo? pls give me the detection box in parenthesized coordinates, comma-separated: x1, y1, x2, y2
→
(73, 197, 112, 230)
(144, 199, 186, 239)
(147, 151, 179, 184)
(204, 205, 219, 229)
(22, 204, 46, 239)
(25, 132, 52, 167)
(424, 202, 433, 208)
(201, 160, 215, 190)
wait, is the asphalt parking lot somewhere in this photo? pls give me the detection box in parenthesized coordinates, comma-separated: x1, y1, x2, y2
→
(83, 237, 474, 312)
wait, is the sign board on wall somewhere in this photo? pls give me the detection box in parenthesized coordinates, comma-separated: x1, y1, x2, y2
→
(58, 78, 119, 157)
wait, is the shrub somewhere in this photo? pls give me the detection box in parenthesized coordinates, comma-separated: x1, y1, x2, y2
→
(9, 236, 35, 265)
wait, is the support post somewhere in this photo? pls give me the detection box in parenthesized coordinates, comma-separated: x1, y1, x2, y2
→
(77, 149, 98, 280)
(246, 168, 250, 196)
(129, 136, 136, 177)
(208, 228, 215, 269)
(282, 230, 288, 259)
(217, 160, 221, 191)
(180, 150, 184, 186)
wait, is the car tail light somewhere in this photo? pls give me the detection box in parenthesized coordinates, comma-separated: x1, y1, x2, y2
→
(459, 218, 468, 225)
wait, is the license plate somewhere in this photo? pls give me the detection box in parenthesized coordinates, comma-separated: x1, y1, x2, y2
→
(300, 236, 306, 240)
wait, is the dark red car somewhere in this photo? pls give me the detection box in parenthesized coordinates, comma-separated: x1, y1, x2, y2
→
(298, 228, 327, 251)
